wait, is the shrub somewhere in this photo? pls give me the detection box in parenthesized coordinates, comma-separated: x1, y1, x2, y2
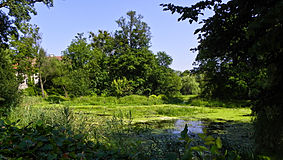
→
(23, 87, 38, 96)
(0, 119, 129, 159)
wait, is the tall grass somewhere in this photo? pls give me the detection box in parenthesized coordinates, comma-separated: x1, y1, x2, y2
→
(7, 104, 192, 159)
(71, 94, 164, 106)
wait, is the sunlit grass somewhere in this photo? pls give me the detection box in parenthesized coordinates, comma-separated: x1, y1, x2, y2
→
(19, 96, 253, 123)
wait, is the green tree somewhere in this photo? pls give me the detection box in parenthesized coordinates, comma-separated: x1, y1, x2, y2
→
(64, 69, 91, 97)
(0, 0, 53, 47)
(63, 33, 93, 70)
(0, 0, 53, 110)
(156, 51, 173, 68)
(9, 24, 41, 88)
(108, 11, 157, 95)
(90, 30, 115, 55)
(114, 10, 151, 51)
(37, 48, 47, 97)
(181, 74, 200, 95)
(64, 32, 110, 95)
(0, 49, 20, 109)
(162, 0, 283, 156)
(40, 57, 67, 96)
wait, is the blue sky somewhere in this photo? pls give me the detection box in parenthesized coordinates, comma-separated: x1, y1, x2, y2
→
(31, 0, 203, 71)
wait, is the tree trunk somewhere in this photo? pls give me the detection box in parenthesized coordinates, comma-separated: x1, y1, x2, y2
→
(63, 86, 68, 98)
(39, 72, 45, 97)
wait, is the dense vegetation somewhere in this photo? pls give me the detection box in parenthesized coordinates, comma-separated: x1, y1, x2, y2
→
(15, 11, 184, 98)
(0, 0, 282, 159)
(162, 0, 283, 157)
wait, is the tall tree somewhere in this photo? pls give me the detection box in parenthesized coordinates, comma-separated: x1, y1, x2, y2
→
(63, 33, 93, 70)
(10, 24, 41, 79)
(162, 0, 283, 156)
(37, 48, 47, 97)
(108, 11, 155, 95)
(115, 10, 151, 51)
(156, 51, 173, 68)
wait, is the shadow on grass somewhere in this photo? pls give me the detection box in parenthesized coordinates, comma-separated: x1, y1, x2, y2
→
(164, 95, 252, 108)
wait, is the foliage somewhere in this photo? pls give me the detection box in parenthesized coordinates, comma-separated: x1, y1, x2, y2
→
(0, 49, 20, 109)
(10, 24, 41, 77)
(114, 10, 151, 51)
(63, 33, 93, 70)
(162, 0, 283, 155)
(0, 0, 53, 47)
(0, 119, 131, 159)
(23, 86, 38, 96)
(179, 124, 242, 160)
(111, 77, 133, 97)
(156, 51, 173, 68)
(181, 74, 201, 95)
(59, 11, 182, 97)
(64, 69, 91, 97)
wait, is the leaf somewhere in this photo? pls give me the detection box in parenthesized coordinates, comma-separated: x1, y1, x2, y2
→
(182, 150, 193, 160)
(216, 137, 222, 149)
(191, 146, 208, 152)
(210, 145, 219, 155)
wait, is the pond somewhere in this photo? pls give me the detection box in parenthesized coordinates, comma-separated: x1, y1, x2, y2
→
(134, 118, 254, 157)
(166, 119, 204, 134)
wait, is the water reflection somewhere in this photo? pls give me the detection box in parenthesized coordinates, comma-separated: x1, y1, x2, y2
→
(166, 120, 204, 135)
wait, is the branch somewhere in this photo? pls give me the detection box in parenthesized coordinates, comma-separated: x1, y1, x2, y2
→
(0, 1, 9, 8)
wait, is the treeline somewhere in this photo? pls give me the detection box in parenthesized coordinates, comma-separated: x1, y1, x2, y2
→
(33, 11, 201, 98)
(1, 11, 201, 107)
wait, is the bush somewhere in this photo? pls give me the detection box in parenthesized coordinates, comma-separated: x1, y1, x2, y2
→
(23, 87, 38, 96)
(0, 119, 129, 159)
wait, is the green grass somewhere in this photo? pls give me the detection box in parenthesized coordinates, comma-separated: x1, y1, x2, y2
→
(16, 95, 253, 123)
(6, 95, 255, 159)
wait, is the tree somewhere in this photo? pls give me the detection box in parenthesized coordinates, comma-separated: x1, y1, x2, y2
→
(89, 30, 115, 55)
(64, 33, 110, 95)
(63, 33, 93, 70)
(0, 0, 53, 47)
(37, 48, 48, 97)
(181, 74, 200, 95)
(156, 51, 173, 68)
(10, 24, 41, 77)
(0, 49, 20, 109)
(0, 0, 53, 110)
(107, 11, 157, 95)
(114, 10, 151, 51)
(162, 0, 283, 156)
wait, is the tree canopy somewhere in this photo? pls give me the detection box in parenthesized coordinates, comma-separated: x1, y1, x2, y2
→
(0, 0, 53, 47)
(162, 0, 283, 156)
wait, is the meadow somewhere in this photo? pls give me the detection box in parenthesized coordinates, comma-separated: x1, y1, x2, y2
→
(2, 95, 255, 159)
(13, 95, 252, 123)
